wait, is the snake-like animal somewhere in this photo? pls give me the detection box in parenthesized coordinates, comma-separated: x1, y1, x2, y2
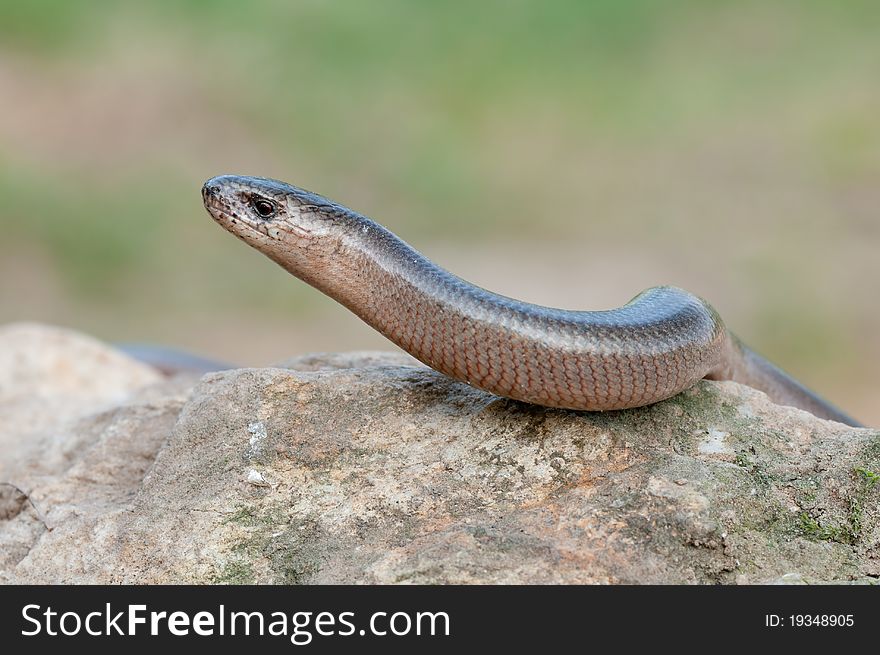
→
(202, 175, 861, 427)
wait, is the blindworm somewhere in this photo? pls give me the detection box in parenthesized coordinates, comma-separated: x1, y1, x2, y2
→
(201, 175, 861, 427)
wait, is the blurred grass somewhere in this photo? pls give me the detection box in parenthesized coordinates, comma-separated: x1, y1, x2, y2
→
(0, 0, 877, 419)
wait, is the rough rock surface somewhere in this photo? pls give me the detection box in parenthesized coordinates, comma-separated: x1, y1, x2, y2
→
(1, 322, 878, 584)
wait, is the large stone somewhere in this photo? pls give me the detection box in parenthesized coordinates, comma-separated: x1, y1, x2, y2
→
(1, 323, 877, 583)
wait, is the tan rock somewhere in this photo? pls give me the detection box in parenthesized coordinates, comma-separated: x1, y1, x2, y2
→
(1, 323, 877, 584)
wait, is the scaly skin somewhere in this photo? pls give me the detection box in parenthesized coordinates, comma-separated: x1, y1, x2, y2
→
(201, 175, 861, 427)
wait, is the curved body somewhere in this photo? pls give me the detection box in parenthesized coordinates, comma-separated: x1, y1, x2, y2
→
(202, 175, 861, 427)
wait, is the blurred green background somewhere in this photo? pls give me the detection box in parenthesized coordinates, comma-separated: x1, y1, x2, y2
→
(0, 0, 877, 422)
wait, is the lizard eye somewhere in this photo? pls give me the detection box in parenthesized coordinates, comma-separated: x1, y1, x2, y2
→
(251, 198, 277, 219)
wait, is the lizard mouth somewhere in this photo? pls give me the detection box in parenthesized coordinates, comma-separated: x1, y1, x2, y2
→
(202, 185, 269, 236)
(201, 177, 312, 241)
(201, 183, 229, 219)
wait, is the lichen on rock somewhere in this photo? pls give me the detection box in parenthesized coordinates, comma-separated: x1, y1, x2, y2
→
(1, 323, 877, 584)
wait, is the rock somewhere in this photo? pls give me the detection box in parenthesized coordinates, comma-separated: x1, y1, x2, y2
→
(0, 322, 162, 401)
(0, 322, 167, 482)
(1, 322, 877, 584)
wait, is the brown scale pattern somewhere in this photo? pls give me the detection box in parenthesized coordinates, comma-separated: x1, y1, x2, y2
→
(352, 258, 722, 411)
(201, 175, 863, 426)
